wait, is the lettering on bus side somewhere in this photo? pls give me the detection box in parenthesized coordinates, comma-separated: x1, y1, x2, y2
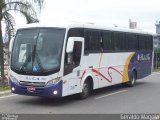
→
(137, 54, 151, 61)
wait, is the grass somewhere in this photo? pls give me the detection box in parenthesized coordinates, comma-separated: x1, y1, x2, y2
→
(153, 68, 160, 72)
(154, 69, 160, 72)
(0, 86, 10, 92)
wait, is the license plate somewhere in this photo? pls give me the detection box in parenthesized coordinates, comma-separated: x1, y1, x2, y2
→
(27, 86, 36, 92)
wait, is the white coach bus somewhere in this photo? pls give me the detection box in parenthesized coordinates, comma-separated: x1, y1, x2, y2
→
(9, 22, 153, 99)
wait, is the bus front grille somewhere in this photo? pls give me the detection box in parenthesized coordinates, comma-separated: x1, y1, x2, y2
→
(20, 81, 46, 87)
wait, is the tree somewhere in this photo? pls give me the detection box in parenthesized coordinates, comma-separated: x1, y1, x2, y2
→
(0, 0, 44, 86)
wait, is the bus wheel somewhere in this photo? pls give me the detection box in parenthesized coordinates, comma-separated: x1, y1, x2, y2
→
(127, 71, 136, 87)
(79, 80, 90, 99)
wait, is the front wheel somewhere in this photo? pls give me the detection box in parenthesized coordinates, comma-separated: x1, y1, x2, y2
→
(79, 81, 90, 99)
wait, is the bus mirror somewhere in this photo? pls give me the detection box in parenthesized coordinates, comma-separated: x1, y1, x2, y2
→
(8, 37, 15, 64)
(66, 37, 75, 53)
(9, 37, 15, 54)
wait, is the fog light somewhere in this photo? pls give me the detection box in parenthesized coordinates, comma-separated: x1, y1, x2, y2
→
(53, 90, 58, 95)
(12, 87, 15, 91)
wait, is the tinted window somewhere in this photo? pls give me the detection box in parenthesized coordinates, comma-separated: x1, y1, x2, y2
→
(146, 35, 153, 50)
(139, 35, 146, 50)
(85, 30, 101, 53)
(68, 28, 84, 37)
(102, 31, 114, 51)
(121, 33, 128, 50)
(114, 32, 121, 51)
(114, 32, 127, 51)
(127, 34, 138, 50)
(84, 29, 153, 53)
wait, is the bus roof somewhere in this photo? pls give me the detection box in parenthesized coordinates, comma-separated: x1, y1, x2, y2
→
(18, 22, 154, 35)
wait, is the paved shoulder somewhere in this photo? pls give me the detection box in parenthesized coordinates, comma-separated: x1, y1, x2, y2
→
(0, 90, 11, 96)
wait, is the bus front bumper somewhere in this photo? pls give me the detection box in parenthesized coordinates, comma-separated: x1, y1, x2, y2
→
(10, 80, 63, 97)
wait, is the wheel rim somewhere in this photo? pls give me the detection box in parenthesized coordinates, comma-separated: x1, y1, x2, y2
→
(82, 83, 89, 97)
(131, 75, 135, 85)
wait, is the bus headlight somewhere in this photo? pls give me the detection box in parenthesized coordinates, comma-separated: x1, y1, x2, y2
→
(10, 75, 19, 84)
(46, 77, 61, 86)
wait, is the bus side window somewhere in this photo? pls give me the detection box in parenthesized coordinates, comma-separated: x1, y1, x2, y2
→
(73, 41, 82, 67)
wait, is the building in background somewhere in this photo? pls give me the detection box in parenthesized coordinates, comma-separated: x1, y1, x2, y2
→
(129, 19, 137, 29)
(156, 21, 160, 34)
(154, 21, 160, 49)
(154, 21, 160, 70)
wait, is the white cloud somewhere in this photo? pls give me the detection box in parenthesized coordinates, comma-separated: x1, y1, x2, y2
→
(8, 0, 160, 34)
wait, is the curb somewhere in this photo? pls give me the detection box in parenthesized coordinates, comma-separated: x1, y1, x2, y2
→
(0, 90, 11, 95)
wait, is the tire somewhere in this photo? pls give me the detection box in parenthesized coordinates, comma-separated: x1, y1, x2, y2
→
(127, 71, 136, 87)
(79, 80, 90, 99)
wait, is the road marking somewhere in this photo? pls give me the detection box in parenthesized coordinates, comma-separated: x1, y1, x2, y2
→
(0, 94, 17, 99)
(95, 89, 127, 100)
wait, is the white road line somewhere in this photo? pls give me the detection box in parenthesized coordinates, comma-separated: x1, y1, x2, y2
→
(95, 89, 128, 100)
(0, 94, 17, 99)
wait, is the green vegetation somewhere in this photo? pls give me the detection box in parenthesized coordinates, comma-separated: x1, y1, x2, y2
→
(154, 48, 160, 72)
(0, 0, 44, 87)
(154, 61, 160, 72)
(154, 48, 160, 53)
(153, 67, 160, 72)
(0, 86, 10, 92)
(154, 69, 160, 72)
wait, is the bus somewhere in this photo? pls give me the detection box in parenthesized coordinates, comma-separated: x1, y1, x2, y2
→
(9, 22, 153, 99)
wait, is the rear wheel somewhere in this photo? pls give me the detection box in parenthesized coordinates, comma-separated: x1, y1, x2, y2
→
(79, 80, 90, 99)
(127, 71, 136, 87)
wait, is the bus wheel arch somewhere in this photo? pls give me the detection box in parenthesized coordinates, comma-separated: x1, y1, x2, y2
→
(79, 76, 94, 99)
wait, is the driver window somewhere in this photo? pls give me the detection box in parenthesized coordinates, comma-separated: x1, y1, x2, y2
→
(73, 41, 82, 67)
(64, 41, 82, 75)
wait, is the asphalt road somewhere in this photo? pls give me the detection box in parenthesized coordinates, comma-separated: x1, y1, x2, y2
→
(0, 73, 160, 114)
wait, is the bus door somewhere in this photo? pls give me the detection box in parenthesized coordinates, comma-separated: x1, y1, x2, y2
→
(64, 40, 83, 95)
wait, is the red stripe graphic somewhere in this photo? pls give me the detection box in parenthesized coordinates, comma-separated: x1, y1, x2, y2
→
(80, 70, 86, 84)
(92, 69, 112, 83)
(81, 70, 86, 80)
(92, 67, 123, 83)
(108, 67, 123, 76)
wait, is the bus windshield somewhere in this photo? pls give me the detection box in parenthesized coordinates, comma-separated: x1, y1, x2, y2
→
(11, 28, 65, 75)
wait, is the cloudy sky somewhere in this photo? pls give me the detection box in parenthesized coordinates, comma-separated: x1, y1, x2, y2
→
(14, 0, 160, 33)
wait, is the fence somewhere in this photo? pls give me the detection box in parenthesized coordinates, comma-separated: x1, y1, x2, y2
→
(154, 52, 160, 71)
